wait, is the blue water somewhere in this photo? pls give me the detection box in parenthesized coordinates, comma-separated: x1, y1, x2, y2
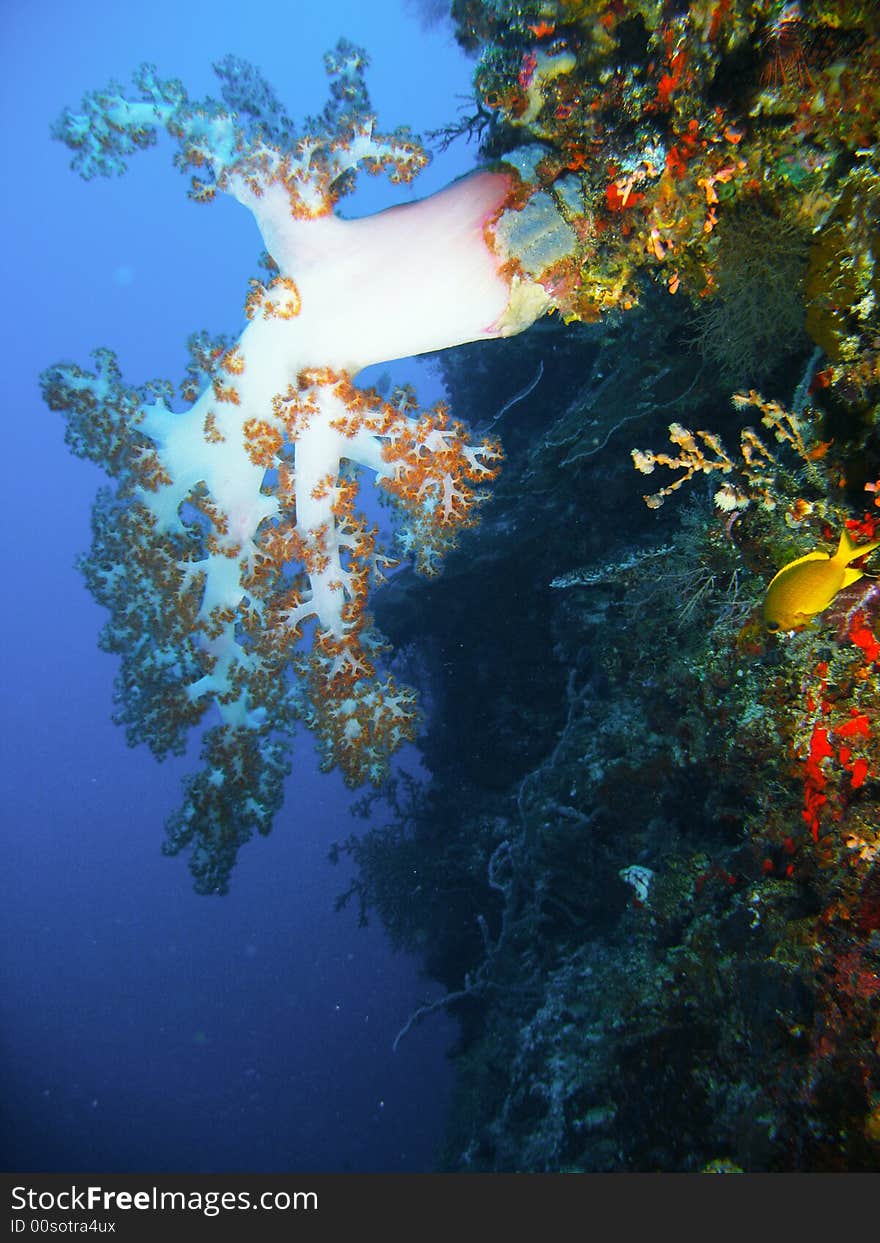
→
(0, 0, 474, 1172)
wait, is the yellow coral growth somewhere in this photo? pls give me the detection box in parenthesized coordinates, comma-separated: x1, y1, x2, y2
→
(632, 422, 734, 509)
(633, 391, 824, 511)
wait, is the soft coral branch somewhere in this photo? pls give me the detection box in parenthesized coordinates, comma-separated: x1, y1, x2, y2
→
(42, 43, 578, 891)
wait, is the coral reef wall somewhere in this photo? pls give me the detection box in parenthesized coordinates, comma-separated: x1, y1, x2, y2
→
(338, 1, 880, 1171)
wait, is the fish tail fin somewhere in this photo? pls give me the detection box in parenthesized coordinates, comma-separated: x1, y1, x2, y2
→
(837, 526, 880, 564)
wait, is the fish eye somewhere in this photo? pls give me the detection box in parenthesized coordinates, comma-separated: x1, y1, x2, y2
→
(766, 621, 781, 633)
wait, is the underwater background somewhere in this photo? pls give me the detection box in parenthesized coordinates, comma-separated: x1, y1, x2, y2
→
(4, 0, 880, 1174)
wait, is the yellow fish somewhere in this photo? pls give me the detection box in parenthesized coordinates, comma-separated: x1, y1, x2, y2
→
(764, 527, 880, 633)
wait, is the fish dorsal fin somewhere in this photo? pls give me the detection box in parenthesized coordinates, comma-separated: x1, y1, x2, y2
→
(767, 549, 828, 589)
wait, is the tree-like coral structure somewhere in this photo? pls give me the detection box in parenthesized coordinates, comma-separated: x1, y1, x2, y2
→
(42, 43, 583, 891)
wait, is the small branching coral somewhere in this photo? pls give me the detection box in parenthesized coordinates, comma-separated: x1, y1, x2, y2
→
(632, 389, 826, 513)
